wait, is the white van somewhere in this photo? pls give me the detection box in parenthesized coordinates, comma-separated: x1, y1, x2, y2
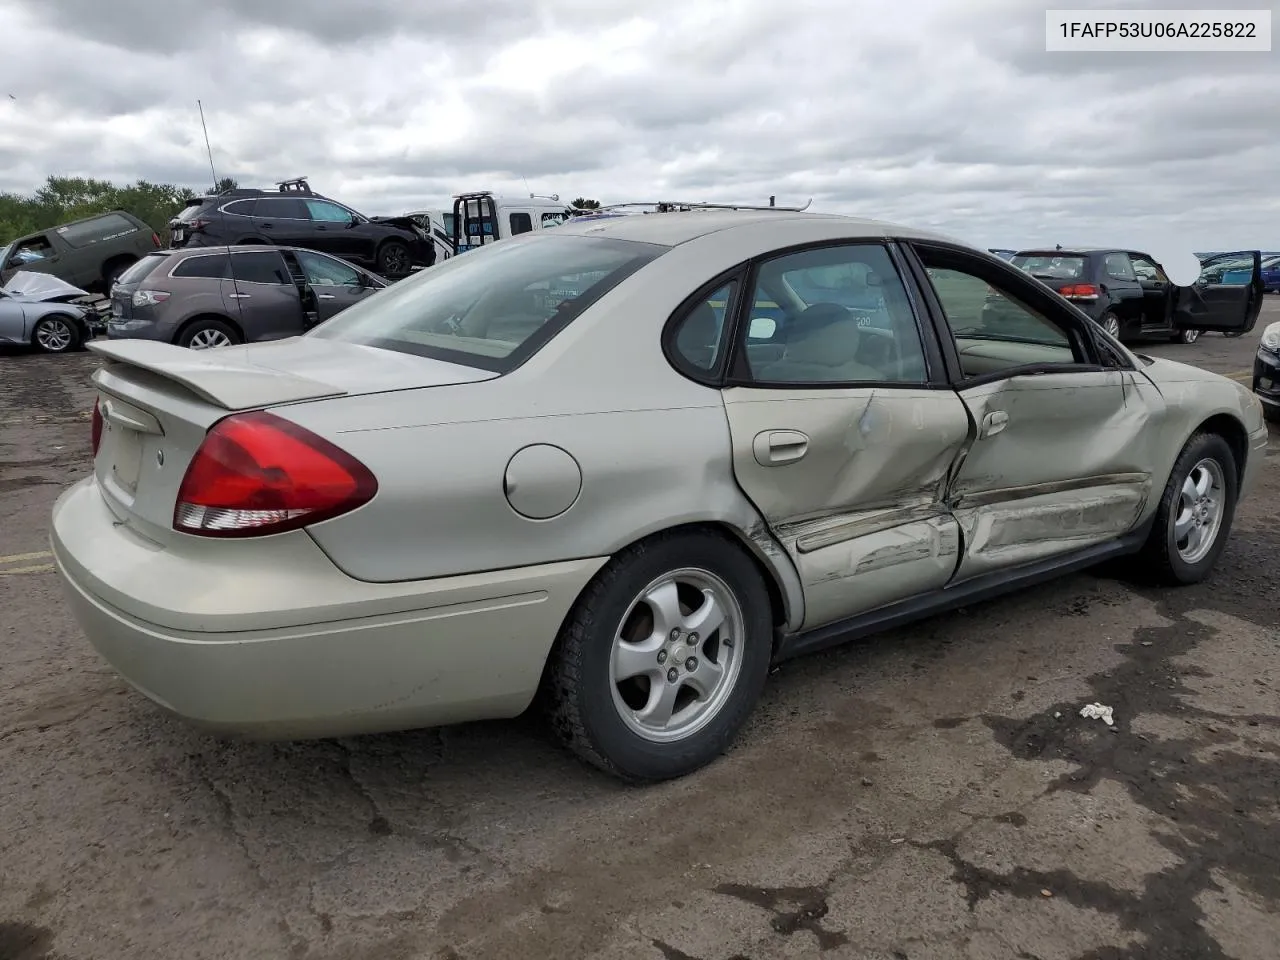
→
(450, 192, 574, 254)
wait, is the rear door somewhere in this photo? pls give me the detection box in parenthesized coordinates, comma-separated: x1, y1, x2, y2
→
(287, 249, 380, 323)
(226, 249, 305, 341)
(251, 196, 313, 248)
(1128, 252, 1175, 330)
(695, 241, 970, 632)
(1174, 250, 1264, 334)
(908, 242, 1165, 582)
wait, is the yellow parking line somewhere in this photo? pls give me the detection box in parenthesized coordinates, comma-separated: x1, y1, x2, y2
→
(1226, 371, 1252, 382)
(0, 551, 52, 564)
(0, 563, 54, 576)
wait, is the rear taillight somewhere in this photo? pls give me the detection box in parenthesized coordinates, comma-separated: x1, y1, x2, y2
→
(1059, 283, 1099, 301)
(151, 232, 161, 248)
(91, 399, 103, 456)
(174, 411, 377, 538)
(188, 218, 211, 232)
(132, 290, 171, 307)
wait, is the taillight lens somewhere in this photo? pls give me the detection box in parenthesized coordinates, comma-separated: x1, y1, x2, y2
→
(151, 232, 161, 248)
(91, 399, 103, 456)
(188, 218, 210, 232)
(132, 290, 171, 307)
(1059, 283, 1099, 300)
(174, 411, 377, 538)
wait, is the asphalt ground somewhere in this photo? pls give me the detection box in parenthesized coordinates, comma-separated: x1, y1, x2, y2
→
(1, 310, 1277, 960)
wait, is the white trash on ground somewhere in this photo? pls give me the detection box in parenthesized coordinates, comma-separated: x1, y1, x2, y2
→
(1079, 703, 1115, 726)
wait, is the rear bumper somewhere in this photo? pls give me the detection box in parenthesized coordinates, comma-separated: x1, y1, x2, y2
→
(51, 478, 605, 738)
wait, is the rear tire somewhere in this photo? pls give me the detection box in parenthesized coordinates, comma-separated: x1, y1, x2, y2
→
(177, 317, 240, 350)
(376, 240, 411, 278)
(1172, 328, 1200, 344)
(543, 529, 774, 782)
(31, 314, 81, 354)
(1099, 312, 1122, 340)
(1138, 432, 1238, 586)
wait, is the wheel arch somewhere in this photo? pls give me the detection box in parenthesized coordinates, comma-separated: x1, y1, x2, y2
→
(1192, 412, 1249, 482)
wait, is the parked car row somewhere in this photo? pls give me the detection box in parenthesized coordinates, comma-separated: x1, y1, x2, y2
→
(1006, 247, 1265, 346)
(53, 201, 1269, 782)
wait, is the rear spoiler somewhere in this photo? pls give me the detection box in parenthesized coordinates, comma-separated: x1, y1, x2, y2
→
(88, 340, 347, 410)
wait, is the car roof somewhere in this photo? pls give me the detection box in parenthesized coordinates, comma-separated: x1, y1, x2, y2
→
(1013, 247, 1137, 258)
(550, 210, 960, 247)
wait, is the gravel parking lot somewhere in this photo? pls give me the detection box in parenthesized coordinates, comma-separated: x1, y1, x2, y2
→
(2, 314, 1278, 960)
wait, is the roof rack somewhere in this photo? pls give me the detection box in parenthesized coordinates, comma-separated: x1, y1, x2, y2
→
(276, 177, 313, 194)
(570, 197, 812, 215)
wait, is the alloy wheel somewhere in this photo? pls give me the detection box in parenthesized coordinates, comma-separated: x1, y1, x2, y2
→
(35, 318, 73, 352)
(1174, 458, 1225, 565)
(188, 328, 232, 349)
(608, 567, 745, 744)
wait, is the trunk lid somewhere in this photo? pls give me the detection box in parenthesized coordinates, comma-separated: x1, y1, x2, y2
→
(88, 337, 497, 541)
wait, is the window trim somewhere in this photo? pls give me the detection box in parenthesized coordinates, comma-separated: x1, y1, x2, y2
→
(660, 267, 748, 386)
(903, 240, 1113, 389)
(722, 239, 945, 391)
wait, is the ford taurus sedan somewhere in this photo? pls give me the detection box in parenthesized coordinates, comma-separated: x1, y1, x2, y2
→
(51, 209, 1269, 782)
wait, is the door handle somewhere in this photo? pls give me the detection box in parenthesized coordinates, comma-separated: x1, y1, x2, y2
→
(316, 293, 336, 300)
(980, 410, 1009, 438)
(753, 429, 809, 466)
(228, 293, 251, 299)
(259, 222, 274, 229)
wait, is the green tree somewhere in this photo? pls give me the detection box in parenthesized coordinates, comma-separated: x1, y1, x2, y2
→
(571, 197, 601, 211)
(0, 175, 199, 245)
(214, 176, 239, 194)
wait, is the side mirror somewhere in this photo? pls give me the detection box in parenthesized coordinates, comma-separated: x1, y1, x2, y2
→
(346, 214, 359, 229)
(748, 316, 777, 339)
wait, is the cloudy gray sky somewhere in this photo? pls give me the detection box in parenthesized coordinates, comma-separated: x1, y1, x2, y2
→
(1, 0, 1276, 251)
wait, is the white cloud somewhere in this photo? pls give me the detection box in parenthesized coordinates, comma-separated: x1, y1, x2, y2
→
(0, 0, 1276, 252)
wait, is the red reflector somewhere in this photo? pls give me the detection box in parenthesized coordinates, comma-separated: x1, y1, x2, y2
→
(91, 399, 103, 456)
(174, 412, 377, 538)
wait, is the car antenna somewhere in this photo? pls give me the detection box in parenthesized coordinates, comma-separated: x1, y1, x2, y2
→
(197, 99, 245, 336)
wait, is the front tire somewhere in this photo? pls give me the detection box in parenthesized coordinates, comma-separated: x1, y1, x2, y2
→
(1139, 432, 1238, 585)
(1172, 328, 1200, 344)
(376, 240, 411, 278)
(544, 530, 774, 781)
(31, 315, 81, 354)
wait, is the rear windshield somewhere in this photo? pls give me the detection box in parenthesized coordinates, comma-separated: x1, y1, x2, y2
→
(309, 234, 665, 372)
(116, 254, 168, 284)
(174, 201, 212, 223)
(1010, 255, 1087, 280)
(57, 213, 138, 248)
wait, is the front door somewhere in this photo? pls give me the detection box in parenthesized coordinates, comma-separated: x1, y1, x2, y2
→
(1174, 251, 1264, 334)
(288, 249, 378, 323)
(226, 249, 304, 341)
(301, 198, 366, 260)
(694, 242, 971, 631)
(1128, 252, 1176, 331)
(910, 243, 1165, 583)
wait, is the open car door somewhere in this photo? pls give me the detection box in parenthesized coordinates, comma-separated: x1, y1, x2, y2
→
(1173, 250, 1264, 334)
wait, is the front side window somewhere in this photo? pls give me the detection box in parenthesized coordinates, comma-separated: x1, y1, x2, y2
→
(305, 200, 353, 223)
(310, 234, 664, 371)
(921, 255, 1079, 378)
(1130, 256, 1167, 282)
(295, 250, 361, 286)
(742, 243, 928, 385)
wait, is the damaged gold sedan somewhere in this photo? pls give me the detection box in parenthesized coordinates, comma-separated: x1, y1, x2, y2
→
(54, 203, 1269, 783)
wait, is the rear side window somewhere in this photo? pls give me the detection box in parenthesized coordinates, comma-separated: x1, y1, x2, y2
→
(230, 250, 290, 284)
(254, 197, 309, 219)
(310, 234, 665, 372)
(57, 213, 138, 248)
(117, 254, 169, 284)
(172, 254, 231, 280)
(509, 213, 533, 235)
(1104, 254, 1136, 280)
(1010, 255, 1087, 280)
(222, 199, 258, 217)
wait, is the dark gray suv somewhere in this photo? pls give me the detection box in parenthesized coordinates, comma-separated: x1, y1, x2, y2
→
(106, 245, 387, 349)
